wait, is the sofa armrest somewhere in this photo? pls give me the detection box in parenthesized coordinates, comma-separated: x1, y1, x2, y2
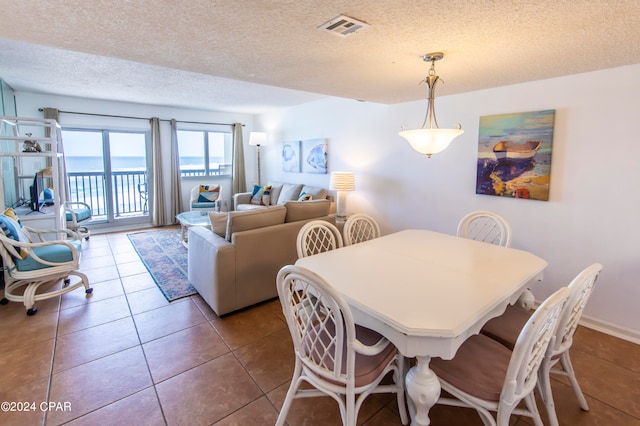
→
(233, 192, 252, 210)
(187, 226, 236, 315)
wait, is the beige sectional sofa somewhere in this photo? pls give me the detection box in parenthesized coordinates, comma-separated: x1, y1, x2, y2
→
(187, 198, 335, 316)
(233, 181, 329, 211)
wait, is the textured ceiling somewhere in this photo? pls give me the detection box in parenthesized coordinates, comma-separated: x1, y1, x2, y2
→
(1, 0, 639, 113)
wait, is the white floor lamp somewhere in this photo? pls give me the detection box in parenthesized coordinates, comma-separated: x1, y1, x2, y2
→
(249, 132, 267, 186)
(330, 171, 355, 221)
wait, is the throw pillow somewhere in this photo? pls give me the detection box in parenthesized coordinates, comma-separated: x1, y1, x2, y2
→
(198, 185, 220, 202)
(208, 212, 229, 237)
(3, 207, 21, 225)
(300, 185, 328, 200)
(277, 183, 303, 204)
(250, 184, 272, 206)
(0, 214, 30, 259)
(268, 182, 284, 206)
(297, 192, 313, 201)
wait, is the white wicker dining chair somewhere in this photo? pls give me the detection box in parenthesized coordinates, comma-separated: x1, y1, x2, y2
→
(481, 263, 603, 426)
(431, 286, 570, 426)
(342, 213, 381, 246)
(455, 210, 536, 308)
(275, 265, 408, 426)
(296, 220, 343, 258)
(456, 210, 512, 247)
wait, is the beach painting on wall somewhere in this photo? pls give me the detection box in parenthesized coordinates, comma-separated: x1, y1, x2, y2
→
(301, 138, 328, 174)
(282, 140, 301, 172)
(476, 110, 555, 201)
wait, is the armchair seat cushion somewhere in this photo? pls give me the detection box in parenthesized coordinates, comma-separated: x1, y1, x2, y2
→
(15, 240, 82, 271)
(191, 201, 218, 209)
(66, 207, 91, 222)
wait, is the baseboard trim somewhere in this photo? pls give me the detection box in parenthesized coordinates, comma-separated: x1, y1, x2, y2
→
(579, 314, 640, 345)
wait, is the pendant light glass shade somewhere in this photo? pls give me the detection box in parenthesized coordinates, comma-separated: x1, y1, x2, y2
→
(399, 128, 464, 157)
(399, 52, 463, 158)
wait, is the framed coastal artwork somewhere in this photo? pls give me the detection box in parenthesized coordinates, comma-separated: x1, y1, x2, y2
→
(301, 138, 328, 174)
(476, 109, 555, 201)
(282, 140, 301, 172)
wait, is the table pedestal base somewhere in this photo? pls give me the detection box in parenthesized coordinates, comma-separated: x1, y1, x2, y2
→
(406, 356, 441, 426)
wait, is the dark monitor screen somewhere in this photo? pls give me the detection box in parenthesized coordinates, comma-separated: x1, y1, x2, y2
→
(29, 173, 41, 211)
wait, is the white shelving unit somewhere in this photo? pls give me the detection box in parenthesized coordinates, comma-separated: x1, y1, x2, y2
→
(0, 116, 66, 231)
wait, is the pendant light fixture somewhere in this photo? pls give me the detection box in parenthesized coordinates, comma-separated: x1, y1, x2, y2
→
(399, 52, 463, 158)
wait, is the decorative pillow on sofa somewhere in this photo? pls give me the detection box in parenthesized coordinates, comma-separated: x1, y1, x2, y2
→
(225, 205, 286, 241)
(277, 183, 303, 204)
(297, 192, 313, 201)
(283, 199, 331, 223)
(268, 182, 284, 206)
(0, 213, 30, 259)
(198, 185, 220, 202)
(208, 212, 229, 237)
(250, 185, 272, 206)
(300, 185, 328, 201)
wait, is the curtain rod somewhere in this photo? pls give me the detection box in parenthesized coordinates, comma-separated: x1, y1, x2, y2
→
(38, 108, 243, 127)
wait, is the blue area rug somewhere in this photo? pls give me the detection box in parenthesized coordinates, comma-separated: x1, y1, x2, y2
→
(127, 229, 197, 302)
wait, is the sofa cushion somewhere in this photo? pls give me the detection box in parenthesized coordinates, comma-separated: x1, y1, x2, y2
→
(250, 184, 272, 206)
(236, 204, 269, 212)
(300, 185, 328, 201)
(283, 199, 331, 223)
(277, 183, 303, 204)
(15, 240, 82, 271)
(208, 212, 229, 237)
(268, 182, 284, 205)
(225, 204, 286, 241)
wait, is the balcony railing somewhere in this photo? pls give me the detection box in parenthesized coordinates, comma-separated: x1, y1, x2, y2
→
(67, 166, 231, 219)
(67, 171, 147, 219)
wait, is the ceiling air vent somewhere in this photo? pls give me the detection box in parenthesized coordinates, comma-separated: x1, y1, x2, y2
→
(318, 14, 369, 37)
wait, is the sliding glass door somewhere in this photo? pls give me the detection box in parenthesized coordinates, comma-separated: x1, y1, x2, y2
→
(62, 128, 150, 226)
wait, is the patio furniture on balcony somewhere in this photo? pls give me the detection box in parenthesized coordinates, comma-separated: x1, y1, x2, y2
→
(65, 201, 92, 240)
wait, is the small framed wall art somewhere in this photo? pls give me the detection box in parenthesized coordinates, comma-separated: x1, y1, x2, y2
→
(301, 138, 328, 174)
(282, 140, 301, 172)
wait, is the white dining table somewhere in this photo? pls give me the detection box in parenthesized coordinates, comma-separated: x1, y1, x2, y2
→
(295, 229, 548, 426)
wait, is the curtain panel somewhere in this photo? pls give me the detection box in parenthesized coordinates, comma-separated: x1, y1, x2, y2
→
(232, 123, 246, 195)
(170, 119, 182, 221)
(150, 117, 166, 226)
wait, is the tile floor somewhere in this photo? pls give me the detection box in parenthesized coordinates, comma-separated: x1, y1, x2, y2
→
(0, 228, 639, 425)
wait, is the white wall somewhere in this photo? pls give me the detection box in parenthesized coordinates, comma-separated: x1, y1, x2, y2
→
(257, 64, 640, 341)
(14, 92, 256, 221)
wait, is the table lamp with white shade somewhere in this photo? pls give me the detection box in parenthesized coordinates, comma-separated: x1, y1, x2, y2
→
(330, 171, 355, 220)
(249, 132, 268, 186)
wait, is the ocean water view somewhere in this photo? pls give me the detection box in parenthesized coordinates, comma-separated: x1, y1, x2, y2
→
(65, 156, 224, 172)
